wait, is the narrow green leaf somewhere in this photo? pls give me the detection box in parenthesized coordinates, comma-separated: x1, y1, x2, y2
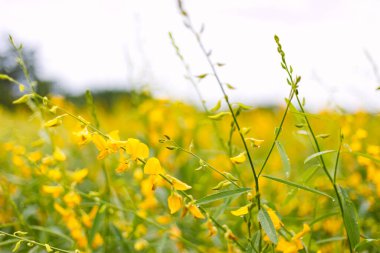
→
(251, 230, 261, 253)
(262, 175, 334, 200)
(196, 73, 208, 79)
(354, 238, 380, 251)
(12, 240, 23, 252)
(30, 225, 73, 243)
(210, 100, 221, 113)
(196, 188, 251, 205)
(275, 141, 291, 178)
(208, 111, 231, 120)
(309, 212, 339, 226)
(304, 150, 336, 164)
(258, 209, 278, 244)
(226, 83, 235, 89)
(337, 185, 360, 250)
(316, 236, 346, 244)
(88, 205, 105, 245)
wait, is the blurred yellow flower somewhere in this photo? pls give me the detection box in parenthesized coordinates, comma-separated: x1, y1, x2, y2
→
(53, 147, 66, 162)
(230, 152, 246, 164)
(188, 203, 205, 219)
(144, 157, 163, 175)
(126, 138, 149, 161)
(276, 223, 310, 253)
(70, 168, 89, 183)
(166, 174, 192, 191)
(168, 192, 183, 214)
(42, 185, 64, 198)
(63, 191, 81, 207)
(267, 207, 283, 230)
(231, 204, 250, 216)
(134, 238, 148, 251)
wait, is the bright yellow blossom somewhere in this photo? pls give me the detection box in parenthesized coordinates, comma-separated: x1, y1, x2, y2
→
(231, 204, 250, 216)
(230, 152, 246, 164)
(42, 185, 64, 198)
(126, 138, 149, 161)
(144, 157, 163, 175)
(63, 191, 81, 207)
(187, 203, 205, 219)
(168, 192, 183, 214)
(165, 174, 192, 191)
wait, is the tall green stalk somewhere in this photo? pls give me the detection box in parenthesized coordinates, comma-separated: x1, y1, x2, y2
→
(274, 35, 353, 252)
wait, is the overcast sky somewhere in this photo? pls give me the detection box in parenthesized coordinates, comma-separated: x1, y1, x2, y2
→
(1, 0, 380, 111)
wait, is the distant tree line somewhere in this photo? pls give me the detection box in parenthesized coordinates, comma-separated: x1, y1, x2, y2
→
(0, 38, 151, 110)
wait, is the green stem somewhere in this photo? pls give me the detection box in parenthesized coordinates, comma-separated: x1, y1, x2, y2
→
(258, 88, 295, 177)
(0, 231, 76, 253)
(176, 146, 241, 188)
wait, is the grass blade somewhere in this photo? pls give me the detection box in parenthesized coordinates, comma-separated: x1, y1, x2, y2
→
(258, 209, 278, 244)
(275, 141, 291, 178)
(262, 175, 334, 200)
(354, 238, 380, 252)
(304, 150, 336, 164)
(195, 187, 251, 205)
(337, 185, 360, 250)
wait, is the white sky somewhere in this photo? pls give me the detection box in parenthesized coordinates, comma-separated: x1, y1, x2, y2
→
(1, 0, 380, 111)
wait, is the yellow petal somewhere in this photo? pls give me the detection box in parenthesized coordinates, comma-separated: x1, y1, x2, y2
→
(230, 152, 246, 164)
(126, 138, 150, 160)
(42, 185, 64, 198)
(292, 223, 311, 241)
(97, 149, 109, 160)
(168, 192, 183, 214)
(231, 204, 249, 216)
(116, 161, 129, 173)
(245, 137, 264, 148)
(267, 207, 283, 230)
(71, 168, 89, 183)
(44, 117, 62, 128)
(53, 147, 66, 162)
(188, 204, 205, 219)
(166, 175, 192, 191)
(92, 133, 107, 151)
(144, 157, 163, 175)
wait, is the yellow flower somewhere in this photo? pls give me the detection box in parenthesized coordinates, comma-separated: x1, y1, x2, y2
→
(64, 191, 81, 207)
(188, 203, 205, 219)
(231, 204, 250, 216)
(70, 168, 89, 183)
(206, 220, 217, 237)
(166, 174, 192, 191)
(144, 157, 163, 175)
(245, 137, 264, 148)
(116, 161, 130, 173)
(47, 169, 62, 181)
(73, 126, 92, 146)
(27, 151, 42, 163)
(168, 192, 183, 214)
(134, 238, 148, 251)
(42, 185, 64, 198)
(44, 115, 66, 128)
(276, 224, 310, 253)
(53, 147, 66, 162)
(92, 133, 110, 160)
(230, 152, 246, 164)
(126, 138, 149, 161)
(267, 207, 283, 230)
(81, 205, 99, 228)
(92, 233, 104, 249)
